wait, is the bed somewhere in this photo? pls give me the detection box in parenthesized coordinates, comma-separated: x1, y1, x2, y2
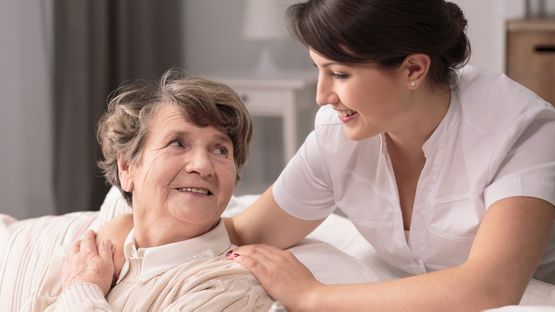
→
(1, 187, 554, 311)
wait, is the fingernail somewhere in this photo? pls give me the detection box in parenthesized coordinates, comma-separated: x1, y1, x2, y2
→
(226, 250, 234, 257)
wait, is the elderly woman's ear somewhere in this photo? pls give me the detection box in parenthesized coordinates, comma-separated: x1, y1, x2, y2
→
(117, 155, 134, 193)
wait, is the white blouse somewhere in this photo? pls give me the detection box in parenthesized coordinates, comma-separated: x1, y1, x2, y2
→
(273, 66, 555, 280)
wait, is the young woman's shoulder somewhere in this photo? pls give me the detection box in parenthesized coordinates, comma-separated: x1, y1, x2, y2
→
(457, 65, 551, 111)
(456, 65, 553, 133)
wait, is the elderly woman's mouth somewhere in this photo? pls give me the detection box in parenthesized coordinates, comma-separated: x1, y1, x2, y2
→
(176, 187, 213, 196)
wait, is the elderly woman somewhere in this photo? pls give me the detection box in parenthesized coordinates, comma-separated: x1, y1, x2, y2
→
(21, 70, 273, 311)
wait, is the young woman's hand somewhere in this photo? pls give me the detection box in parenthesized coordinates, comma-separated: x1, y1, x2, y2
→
(61, 230, 115, 295)
(229, 244, 323, 310)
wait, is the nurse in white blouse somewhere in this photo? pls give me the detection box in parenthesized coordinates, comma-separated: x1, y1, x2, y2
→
(225, 0, 555, 311)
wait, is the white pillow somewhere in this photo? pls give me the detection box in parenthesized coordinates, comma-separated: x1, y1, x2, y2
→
(519, 279, 555, 306)
(289, 238, 377, 284)
(484, 306, 555, 312)
(0, 214, 17, 261)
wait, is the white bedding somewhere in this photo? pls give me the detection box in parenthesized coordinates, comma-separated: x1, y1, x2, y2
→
(1, 187, 554, 311)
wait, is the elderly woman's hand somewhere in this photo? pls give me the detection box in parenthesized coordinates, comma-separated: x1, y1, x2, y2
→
(228, 244, 323, 311)
(61, 230, 115, 295)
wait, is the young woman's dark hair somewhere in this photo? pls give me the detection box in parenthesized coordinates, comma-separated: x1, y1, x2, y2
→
(287, 0, 471, 86)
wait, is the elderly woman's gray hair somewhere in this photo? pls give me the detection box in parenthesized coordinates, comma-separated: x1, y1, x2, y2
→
(97, 69, 252, 204)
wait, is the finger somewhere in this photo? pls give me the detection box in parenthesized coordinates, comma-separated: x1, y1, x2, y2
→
(233, 253, 270, 279)
(99, 239, 114, 264)
(231, 245, 274, 264)
(235, 244, 288, 264)
(80, 230, 98, 255)
(249, 244, 285, 258)
(70, 239, 81, 253)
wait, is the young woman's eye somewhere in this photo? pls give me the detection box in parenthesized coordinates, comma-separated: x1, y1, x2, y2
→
(329, 72, 349, 80)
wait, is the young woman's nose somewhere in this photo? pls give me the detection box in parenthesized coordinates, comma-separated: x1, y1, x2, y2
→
(185, 149, 214, 177)
(315, 77, 339, 106)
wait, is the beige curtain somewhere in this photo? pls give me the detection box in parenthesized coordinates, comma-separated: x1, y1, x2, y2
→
(53, 0, 184, 214)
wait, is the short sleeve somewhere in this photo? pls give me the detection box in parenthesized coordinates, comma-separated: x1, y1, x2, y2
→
(273, 131, 336, 220)
(484, 110, 555, 208)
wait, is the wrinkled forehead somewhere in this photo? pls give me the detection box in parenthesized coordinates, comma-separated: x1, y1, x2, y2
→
(147, 102, 229, 140)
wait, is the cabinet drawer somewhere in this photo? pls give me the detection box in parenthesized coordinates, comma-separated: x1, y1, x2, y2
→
(506, 20, 555, 105)
(234, 89, 288, 116)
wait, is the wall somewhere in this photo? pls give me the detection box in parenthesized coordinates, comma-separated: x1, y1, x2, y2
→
(0, 0, 55, 219)
(184, 0, 312, 75)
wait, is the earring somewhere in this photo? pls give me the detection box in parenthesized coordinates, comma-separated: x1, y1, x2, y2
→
(410, 81, 417, 88)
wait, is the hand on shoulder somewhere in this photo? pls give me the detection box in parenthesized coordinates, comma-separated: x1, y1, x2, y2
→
(61, 230, 115, 295)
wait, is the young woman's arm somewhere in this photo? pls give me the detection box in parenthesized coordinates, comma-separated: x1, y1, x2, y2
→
(224, 186, 324, 249)
(231, 196, 554, 312)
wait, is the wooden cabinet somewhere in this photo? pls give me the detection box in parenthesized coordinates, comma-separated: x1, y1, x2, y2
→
(506, 19, 555, 106)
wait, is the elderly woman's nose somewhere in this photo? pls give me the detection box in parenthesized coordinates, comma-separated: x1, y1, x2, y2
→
(185, 149, 215, 176)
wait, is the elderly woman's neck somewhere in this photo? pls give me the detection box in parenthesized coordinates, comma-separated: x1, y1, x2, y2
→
(132, 217, 219, 248)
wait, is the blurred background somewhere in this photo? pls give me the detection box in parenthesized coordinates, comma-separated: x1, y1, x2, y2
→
(1, 0, 554, 219)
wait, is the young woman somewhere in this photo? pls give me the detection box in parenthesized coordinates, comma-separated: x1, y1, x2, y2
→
(225, 0, 555, 311)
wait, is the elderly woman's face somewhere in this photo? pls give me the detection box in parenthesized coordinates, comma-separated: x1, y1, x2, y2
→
(125, 103, 237, 235)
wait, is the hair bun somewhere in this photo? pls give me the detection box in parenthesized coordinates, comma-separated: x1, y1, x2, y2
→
(445, 2, 467, 33)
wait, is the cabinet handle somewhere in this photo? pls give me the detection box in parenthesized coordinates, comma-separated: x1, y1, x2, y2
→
(535, 45, 555, 53)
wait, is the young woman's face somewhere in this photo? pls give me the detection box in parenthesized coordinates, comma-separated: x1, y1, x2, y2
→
(125, 103, 237, 234)
(310, 50, 412, 141)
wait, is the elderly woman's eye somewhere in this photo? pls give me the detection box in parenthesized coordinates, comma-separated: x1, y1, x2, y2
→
(213, 145, 229, 156)
(169, 140, 185, 148)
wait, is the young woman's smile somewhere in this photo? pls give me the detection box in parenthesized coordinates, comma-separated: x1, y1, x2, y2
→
(310, 49, 411, 141)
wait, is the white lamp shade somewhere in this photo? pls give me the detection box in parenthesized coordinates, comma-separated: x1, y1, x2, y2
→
(243, 0, 290, 40)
